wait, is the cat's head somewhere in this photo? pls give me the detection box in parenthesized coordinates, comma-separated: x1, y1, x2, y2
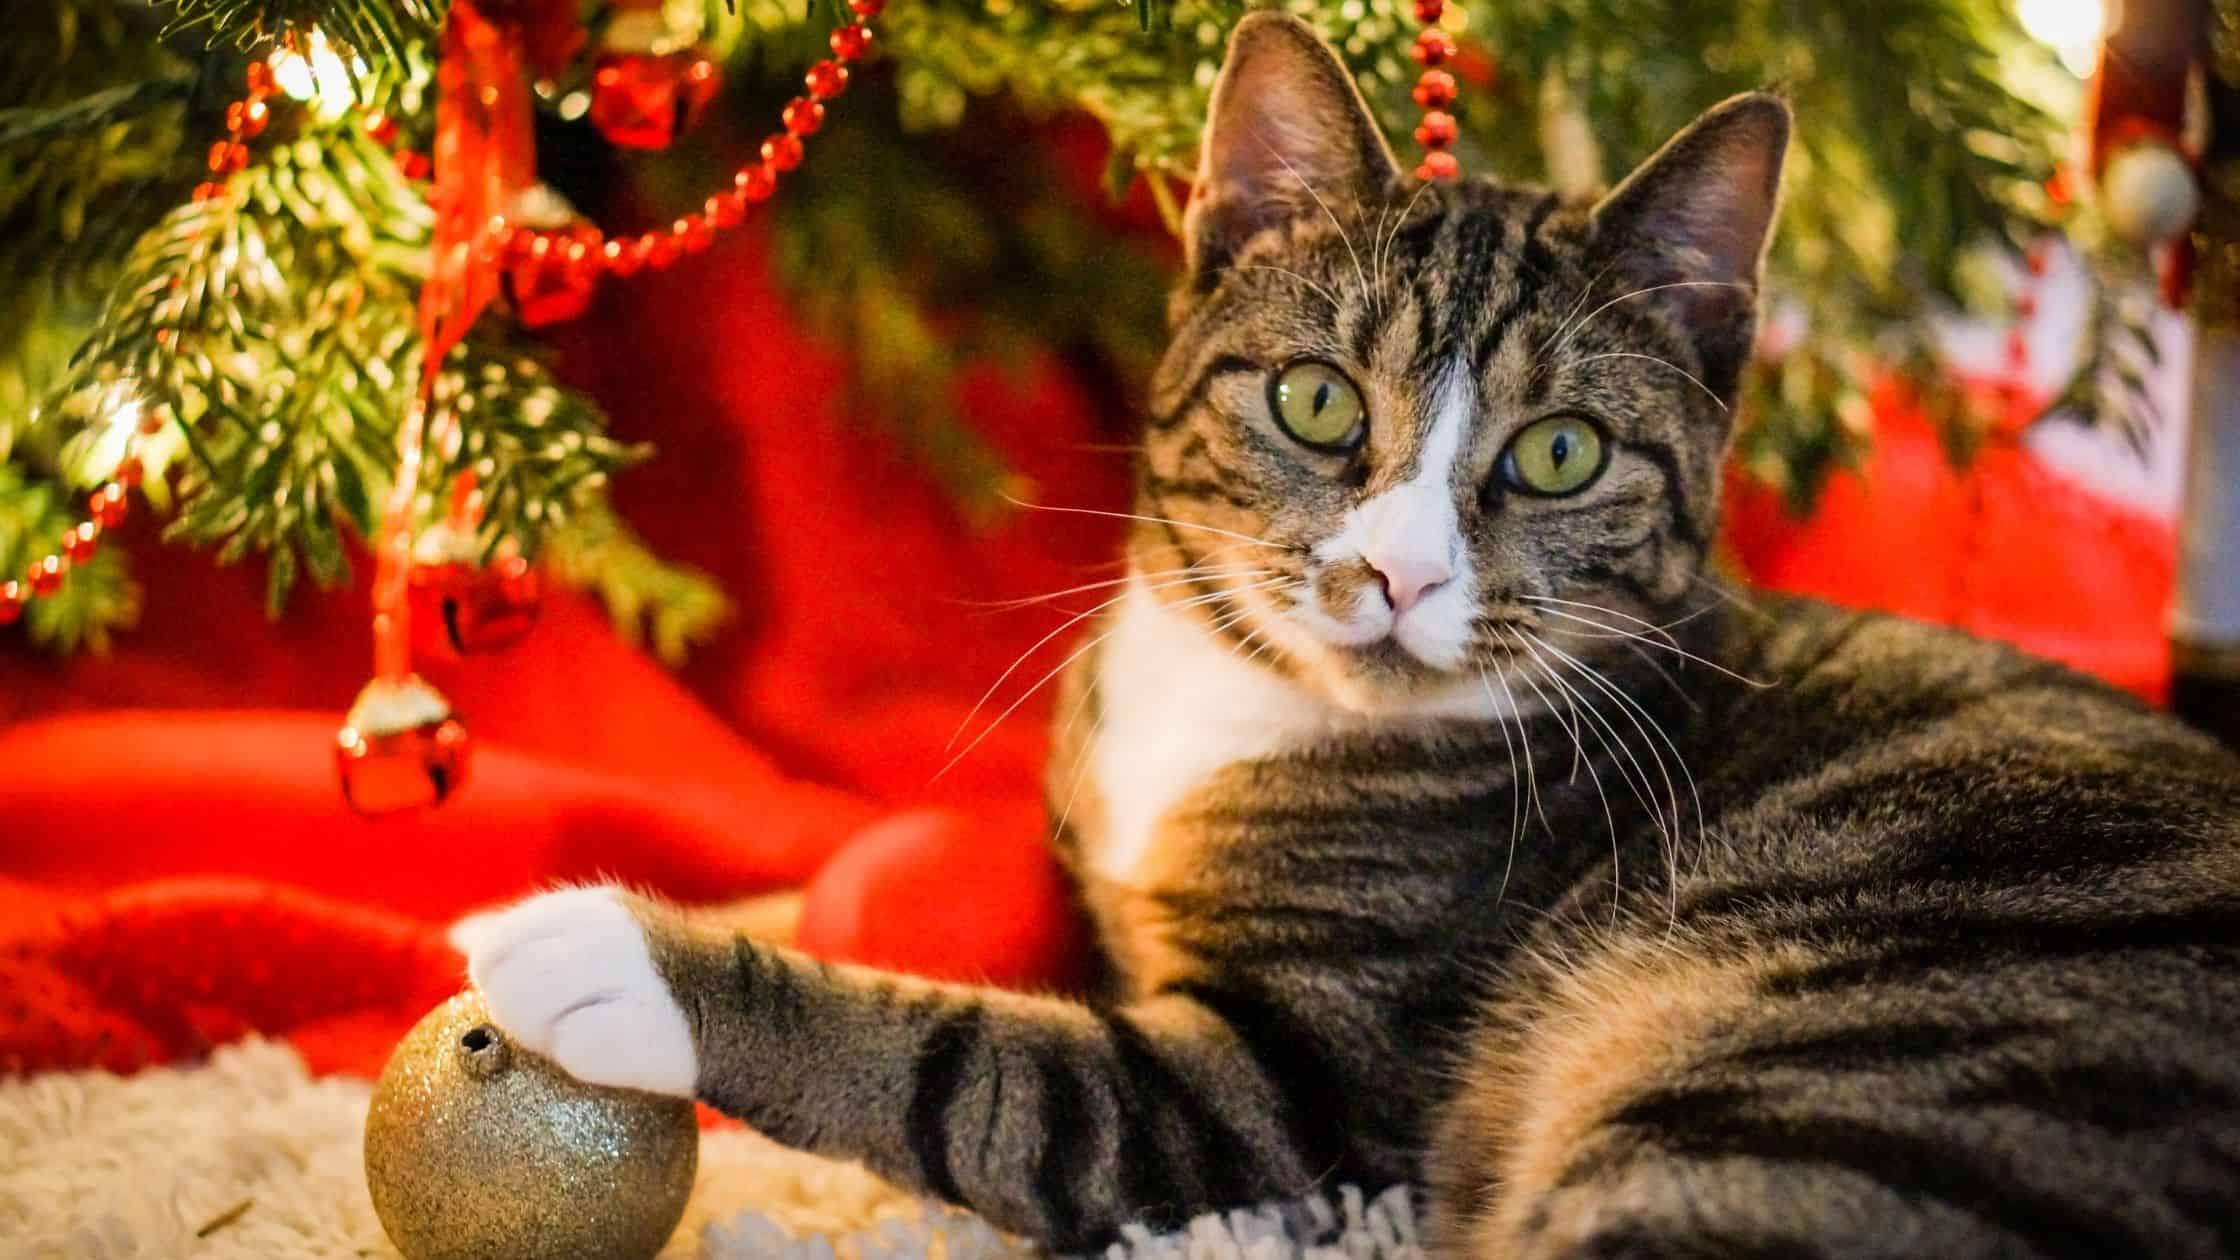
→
(1134, 12, 1787, 714)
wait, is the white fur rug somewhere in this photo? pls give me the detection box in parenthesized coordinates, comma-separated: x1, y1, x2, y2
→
(0, 1039, 1424, 1260)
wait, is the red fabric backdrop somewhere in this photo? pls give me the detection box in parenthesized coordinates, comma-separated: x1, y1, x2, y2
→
(0, 150, 2176, 1081)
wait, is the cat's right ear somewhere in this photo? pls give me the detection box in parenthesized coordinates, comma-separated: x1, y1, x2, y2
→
(1183, 13, 1400, 287)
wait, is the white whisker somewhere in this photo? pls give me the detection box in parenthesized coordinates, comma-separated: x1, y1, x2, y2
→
(1477, 666, 1526, 910)
(999, 495, 1297, 553)
(1523, 596, 1771, 688)
(1238, 265, 1343, 314)
(1570, 351, 1729, 412)
(1546, 279, 1753, 360)
(1265, 146, 1370, 302)
(934, 575, 1296, 784)
(1508, 630, 1623, 922)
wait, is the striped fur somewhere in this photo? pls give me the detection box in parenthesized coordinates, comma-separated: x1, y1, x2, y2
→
(498, 15, 2240, 1257)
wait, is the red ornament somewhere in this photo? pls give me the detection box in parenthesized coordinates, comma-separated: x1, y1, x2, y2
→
(0, 581, 22, 627)
(364, 112, 400, 146)
(783, 97, 825, 137)
(806, 61, 851, 102)
(208, 141, 249, 174)
(762, 133, 804, 172)
(1413, 0, 1445, 22)
(60, 522, 100, 565)
(1414, 111, 1458, 150)
(589, 51, 721, 151)
(1412, 28, 1455, 67)
(244, 61, 277, 99)
(830, 25, 873, 62)
(116, 458, 145, 489)
(225, 100, 270, 139)
(25, 555, 64, 597)
(1416, 150, 1460, 183)
(737, 163, 778, 203)
(1413, 70, 1457, 110)
(397, 150, 433, 180)
(603, 237, 645, 277)
(408, 527, 544, 657)
(504, 231, 601, 326)
(847, 0, 885, 16)
(192, 182, 227, 203)
(675, 215, 714, 254)
(92, 485, 129, 529)
(335, 675, 473, 817)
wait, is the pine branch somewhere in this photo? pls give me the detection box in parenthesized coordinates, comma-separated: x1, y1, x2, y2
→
(756, 86, 1169, 512)
(542, 503, 732, 667)
(158, 0, 448, 67)
(11, 55, 698, 654)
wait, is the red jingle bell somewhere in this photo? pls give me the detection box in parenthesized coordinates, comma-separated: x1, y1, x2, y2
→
(589, 51, 721, 151)
(335, 675, 473, 817)
(408, 526, 544, 657)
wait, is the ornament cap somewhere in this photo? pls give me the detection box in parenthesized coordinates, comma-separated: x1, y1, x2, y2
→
(341, 674, 457, 740)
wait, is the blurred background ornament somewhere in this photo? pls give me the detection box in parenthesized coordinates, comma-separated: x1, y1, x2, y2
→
(364, 990, 698, 1260)
(2101, 139, 2202, 245)
(589, 6, 720, 152)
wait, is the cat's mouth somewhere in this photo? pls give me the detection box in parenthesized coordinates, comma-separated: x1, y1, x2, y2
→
(1332, 634, 1428, 675)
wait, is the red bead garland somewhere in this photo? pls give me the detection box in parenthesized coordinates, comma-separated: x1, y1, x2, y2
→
(1410, 0, 1460, 182)
(0, 463, 143, 629)
(359, 4, 886, 309)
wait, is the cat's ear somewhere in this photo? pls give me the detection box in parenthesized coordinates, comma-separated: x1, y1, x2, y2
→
(1590, 93, 1790, 387)
(1184, 13, 1400, 285)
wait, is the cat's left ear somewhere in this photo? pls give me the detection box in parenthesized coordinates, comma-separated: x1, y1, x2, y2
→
(1591, 93, 1790, 389)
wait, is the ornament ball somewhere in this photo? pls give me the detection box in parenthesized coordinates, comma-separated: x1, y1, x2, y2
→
(2101, 141, 2201, 247)
(365, 991, 699, 1260)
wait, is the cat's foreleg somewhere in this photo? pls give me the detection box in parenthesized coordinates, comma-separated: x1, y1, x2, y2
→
(455, 884, 1323, 1248)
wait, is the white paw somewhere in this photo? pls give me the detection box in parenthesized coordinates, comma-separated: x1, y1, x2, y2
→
(450, 886, 698, 1097)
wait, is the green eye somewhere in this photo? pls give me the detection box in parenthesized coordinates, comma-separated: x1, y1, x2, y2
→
(1270, 361, 1367, 451)
(1500, 415, 1608, 497)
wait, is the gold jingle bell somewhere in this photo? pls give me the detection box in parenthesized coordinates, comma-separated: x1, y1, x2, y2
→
(364, 991, 699, 1260)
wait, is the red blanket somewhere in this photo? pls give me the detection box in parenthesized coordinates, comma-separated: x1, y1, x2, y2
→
(0, 224, 2176, 1083)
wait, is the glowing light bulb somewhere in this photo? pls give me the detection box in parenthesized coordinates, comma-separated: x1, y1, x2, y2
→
(2018, 0, 2107, 78)
(268, 30, 368, 120)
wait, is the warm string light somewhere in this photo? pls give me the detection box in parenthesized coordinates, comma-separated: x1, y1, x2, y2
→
(1409, 0, 1460, 181)
(2018, 0, 2108, 79)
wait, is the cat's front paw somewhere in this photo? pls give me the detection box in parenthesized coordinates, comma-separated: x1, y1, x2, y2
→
(450, 886, 698, 1097)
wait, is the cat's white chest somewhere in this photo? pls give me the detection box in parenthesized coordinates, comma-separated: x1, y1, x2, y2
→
(1085, 580, 1336, 886)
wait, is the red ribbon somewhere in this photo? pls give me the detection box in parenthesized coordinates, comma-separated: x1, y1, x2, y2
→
(374, 0, 547, 682)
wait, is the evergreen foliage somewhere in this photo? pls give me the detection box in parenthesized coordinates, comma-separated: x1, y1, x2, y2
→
(0, 0, 2147, 653)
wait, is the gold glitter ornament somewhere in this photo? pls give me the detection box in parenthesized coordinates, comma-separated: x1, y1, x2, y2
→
(364, 991, 699, 1260)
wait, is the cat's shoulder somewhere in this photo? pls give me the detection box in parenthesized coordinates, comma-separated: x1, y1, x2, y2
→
(1736, 594, 2229, 766)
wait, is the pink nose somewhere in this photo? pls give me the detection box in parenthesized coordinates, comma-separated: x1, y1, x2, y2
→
(1368, 555, 1453, 614)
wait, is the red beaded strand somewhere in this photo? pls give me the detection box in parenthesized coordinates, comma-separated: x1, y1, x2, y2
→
(487, 2, 882, 287)
(193, 56, 282, 203)
(9, 9, 887, 627)
(1410, 0, 1460, 182)
(0, 457, 140, 630)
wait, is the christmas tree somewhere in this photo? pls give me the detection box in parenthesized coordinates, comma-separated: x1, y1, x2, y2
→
(0, 0, 2154, 668)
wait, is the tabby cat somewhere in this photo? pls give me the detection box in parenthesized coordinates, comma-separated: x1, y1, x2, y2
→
(456, 13, 2240, 1256)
